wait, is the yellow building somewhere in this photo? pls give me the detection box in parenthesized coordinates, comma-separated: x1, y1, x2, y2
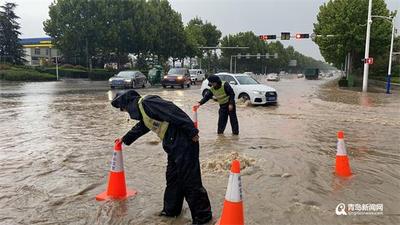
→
(20, 37, 60, 66)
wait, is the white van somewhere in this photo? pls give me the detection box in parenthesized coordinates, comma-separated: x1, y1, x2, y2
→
(189, 69, 206, 83)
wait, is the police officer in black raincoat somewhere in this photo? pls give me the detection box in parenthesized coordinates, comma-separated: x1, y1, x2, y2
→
(111, 90, 212, 225)
(196, 75, 239, 135)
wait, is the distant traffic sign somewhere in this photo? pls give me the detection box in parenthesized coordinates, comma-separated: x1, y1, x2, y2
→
(365, 58, 374, 64)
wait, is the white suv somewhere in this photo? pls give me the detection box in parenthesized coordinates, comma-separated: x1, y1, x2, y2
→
(189, 69, 206, 83)
(200, 73, 278, 105)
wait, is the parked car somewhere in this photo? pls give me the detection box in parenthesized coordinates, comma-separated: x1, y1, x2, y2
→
(161, 68, 191, 88)
(297, 73, 304, 78)
(200, 73, 277, 105)
(266, 73, 280, 81)
(109, 70, 147, 89)
(189, 69, 206, 83)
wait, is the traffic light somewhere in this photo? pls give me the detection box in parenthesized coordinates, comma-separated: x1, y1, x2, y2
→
(259, 35, 277, 41)
(295, 33, 310, 39)
(265, 35, 276, 40)
(281, 32, 290, 40)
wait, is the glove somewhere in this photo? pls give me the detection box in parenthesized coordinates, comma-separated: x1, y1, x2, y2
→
(193, 103, 201, 110)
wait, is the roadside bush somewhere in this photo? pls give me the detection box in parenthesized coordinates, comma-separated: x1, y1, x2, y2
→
(392, 65, 400, 77)
(0, 69, 56, 81)
(0, 64, 11, 70)
(37, 67, 88, 78)
(88, 69, 116, 80)
(60, 64, 75, 69)
(74, 65, 87, 70)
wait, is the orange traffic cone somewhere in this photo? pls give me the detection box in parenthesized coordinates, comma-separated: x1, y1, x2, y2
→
(335, 131, 352, 177)
(96, 139, 137, 201)
(192, 105, 199, 129)
(216, 160, 244, 225)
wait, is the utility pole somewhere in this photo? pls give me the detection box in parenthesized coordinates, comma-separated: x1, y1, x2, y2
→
(371, 14, 397, 94)
(386, 16, 395, 94)
(362, 0, 373, 92)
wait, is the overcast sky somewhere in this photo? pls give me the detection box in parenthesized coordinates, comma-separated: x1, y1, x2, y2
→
(4, 0, 400, 61)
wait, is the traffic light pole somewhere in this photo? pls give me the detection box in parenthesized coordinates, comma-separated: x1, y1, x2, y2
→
(229, 54, 277, 73)
(362, 0, 373, 92)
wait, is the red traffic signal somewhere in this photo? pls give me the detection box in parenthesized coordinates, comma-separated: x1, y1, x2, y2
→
(295, 33, 310, 39)
(365, 58, 374, 64)
(259, 35, 277, 41)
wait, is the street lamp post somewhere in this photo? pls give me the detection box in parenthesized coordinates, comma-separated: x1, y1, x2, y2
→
(371, 14, 396, 94)
(56, 55, 59, 81)
(362, 0, 373, 92)
(386, 17, 395, 94)
(50, 47, 59, 81)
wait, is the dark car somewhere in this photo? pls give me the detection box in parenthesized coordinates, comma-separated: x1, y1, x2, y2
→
(109, 71, 147, 89)
(161, 68, 191, 88)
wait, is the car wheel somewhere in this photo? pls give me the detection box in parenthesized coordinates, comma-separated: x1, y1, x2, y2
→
(181, 84, 184, 89)
(110, 86, 115, 89)
(238, 93, 250, 102)
(202, 89, 209, 97)
(187, 83, 190, 88)
(142, 80, 146, 88)
(162, 84, 166, 88)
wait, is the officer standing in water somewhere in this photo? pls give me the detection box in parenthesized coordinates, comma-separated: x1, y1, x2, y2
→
(196, 75, 239, 135)
(111, 90, 212, 225)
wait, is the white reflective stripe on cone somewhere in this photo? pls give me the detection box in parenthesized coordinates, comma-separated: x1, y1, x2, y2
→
(110, 151, 124, 172)
(336, 139, 347, 156)
(225, 173, 243, 202)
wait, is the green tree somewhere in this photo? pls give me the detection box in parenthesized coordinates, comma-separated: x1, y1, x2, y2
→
(313, 0, 394, 76)
(44, 0, 104, 67)
(0, 2, 24, 64)
(184, 17, 206, 58)
(148, 0, 186, 66)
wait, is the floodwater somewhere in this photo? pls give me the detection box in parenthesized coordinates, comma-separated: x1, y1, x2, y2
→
(0, 76, 399, 225)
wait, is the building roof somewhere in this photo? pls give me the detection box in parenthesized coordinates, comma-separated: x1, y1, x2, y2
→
(20, 37, 54, 48)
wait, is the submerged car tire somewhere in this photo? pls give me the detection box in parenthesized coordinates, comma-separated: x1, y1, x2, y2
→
(162, 84, 166, 88)
(181, 84, 184, 89)
(239, 93, 250, 101)
(187, 83, 190, 88)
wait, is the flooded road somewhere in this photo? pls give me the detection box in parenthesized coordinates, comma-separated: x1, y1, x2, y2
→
(0, 77, 399, 225)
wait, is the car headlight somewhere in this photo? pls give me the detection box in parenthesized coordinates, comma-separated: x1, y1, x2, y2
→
(124, 79, 132, 83)
(252, 90, 265, 95)
(108, 78, 112, 82)
(177, 76, 183, 80)
(164, 76, 168, 79)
